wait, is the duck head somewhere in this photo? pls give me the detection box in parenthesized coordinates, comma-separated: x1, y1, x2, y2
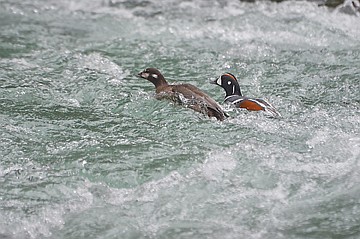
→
(138, 68, 168, 88)
(210, 73, 242, 97)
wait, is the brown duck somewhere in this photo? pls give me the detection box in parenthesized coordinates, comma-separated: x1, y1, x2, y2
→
(138, 68, 228, 121)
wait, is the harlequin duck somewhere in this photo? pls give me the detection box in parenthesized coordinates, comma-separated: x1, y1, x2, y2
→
(138, 68, 228, 121)
(211, 73, 281, 117)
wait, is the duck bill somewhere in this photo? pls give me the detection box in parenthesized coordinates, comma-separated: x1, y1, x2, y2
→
(209, 79, 218, 85)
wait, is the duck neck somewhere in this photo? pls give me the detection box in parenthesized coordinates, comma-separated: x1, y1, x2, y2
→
(225, 84, 242, 97)
(152, 75, 168, 89)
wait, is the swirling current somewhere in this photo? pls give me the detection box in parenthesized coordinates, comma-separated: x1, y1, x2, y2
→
(0, 0, 359, 238)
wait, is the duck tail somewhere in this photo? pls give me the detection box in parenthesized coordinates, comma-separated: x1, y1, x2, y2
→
(264, 107, 281, 118)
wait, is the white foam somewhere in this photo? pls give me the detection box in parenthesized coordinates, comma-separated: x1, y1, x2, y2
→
(75, 53, 128, 82)
(200, 151, 238, 182)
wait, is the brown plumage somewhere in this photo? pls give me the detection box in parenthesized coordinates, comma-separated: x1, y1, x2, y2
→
(138, 68, 228, 121)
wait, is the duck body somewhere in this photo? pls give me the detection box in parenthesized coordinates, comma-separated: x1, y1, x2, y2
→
(211, 73, 281, 118)
(138, 68, 228, 121)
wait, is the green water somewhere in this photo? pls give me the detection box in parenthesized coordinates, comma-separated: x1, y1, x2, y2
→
(1, 0, 359, 238)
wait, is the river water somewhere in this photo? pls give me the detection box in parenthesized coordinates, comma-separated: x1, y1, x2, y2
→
(1, 0, 359, 238)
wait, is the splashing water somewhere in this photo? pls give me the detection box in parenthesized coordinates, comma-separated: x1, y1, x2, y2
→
(0, 0, 359, 238)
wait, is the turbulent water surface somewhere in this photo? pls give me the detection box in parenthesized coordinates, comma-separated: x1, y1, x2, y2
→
(1, 0, 360, 238)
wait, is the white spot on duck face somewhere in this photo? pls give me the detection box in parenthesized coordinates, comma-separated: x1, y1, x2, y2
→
(227, 80, 232, 85)
(216, 76, 222, 86)
(151, 73, 158, 79)
(141, 72, 150, 78)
